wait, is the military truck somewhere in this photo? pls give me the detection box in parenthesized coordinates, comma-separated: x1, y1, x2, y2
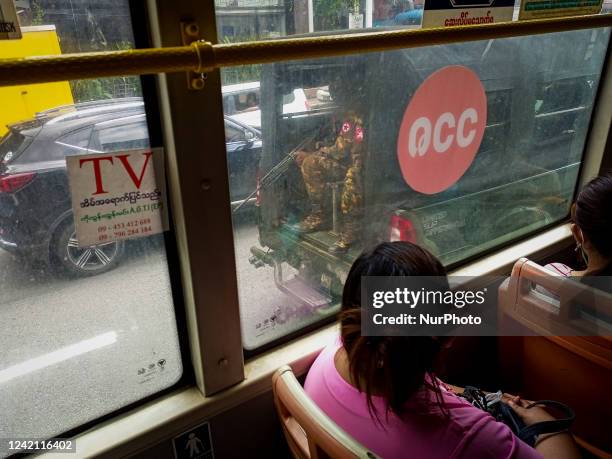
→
(248, 28, 610, 310)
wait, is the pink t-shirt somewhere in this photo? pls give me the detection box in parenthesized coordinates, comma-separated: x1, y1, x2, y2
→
(304, 337, 543, 459)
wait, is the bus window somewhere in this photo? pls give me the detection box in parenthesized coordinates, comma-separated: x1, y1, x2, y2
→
(223, 27, 610, 351)
(215, 0, 422, 41)
(0, 3, 184, 452)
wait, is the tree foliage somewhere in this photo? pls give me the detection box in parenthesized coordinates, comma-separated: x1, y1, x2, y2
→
(220, 35, 262, 85)
(314, 0, 358, 31)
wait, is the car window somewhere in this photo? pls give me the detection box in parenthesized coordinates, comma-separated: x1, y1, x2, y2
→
(234, 91, 260, 113)
(93, 121, 150, 152)
(282, 92, 295, 105)
(55, 127, 94, 154)
(0, 131, 33, 165)
(535, 77, 592, 114)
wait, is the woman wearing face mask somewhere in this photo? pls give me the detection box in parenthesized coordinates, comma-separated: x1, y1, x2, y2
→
(545, 175, 612, 282)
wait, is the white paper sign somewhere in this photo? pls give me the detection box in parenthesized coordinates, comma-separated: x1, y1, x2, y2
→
(348, 12, 364, 29)
(421, 0, 515, 28)
(66, 148, 168, 247)
(0, 0, 22, 39)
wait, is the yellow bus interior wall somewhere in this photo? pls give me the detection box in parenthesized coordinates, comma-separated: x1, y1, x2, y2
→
(0, 25, 74, 137)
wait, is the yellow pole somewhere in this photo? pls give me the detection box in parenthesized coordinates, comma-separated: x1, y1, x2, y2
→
(0, 14, 609, 87)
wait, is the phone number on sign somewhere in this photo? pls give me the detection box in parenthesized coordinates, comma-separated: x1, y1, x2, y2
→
(6, 439, 75, 453)
(97, 218, 153, 242)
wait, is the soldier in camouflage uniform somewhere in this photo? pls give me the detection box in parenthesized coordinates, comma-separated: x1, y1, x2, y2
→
(295, 110, 364, 253)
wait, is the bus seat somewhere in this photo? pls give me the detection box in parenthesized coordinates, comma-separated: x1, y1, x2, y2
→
(498, 258, 612, 455)
(272, 365, 378, 459)
(498, 257, 612, 337)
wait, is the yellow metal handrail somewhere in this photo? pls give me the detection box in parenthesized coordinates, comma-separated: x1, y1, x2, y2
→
(0, 14, 610, 87)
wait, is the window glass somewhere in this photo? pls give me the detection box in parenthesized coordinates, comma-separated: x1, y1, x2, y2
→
(0, 130, 34, 165)
(215, 0, 422, 44)
(234, 91, 260, 113)
(93, 120, 150, 151)
(223, 28, 610, 350)
(58, 128, 92, 149)
(214, 0, 423, 89)
(283, 92, 296, 105)
(0, 2, 182, 452)
(55, 127, 94, 155)
(535, 77, 591, 113)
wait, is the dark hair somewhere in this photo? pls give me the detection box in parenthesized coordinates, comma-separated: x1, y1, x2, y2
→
(573, 175, 612, 275)
(339, 241, 452, 422)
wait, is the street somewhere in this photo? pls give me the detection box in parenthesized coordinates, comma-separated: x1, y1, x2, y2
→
(0, 218, 329, 446)
(232, 218, 335, 350)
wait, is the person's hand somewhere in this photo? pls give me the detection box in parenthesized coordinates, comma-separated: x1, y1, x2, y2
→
(503, 394, 555, 426)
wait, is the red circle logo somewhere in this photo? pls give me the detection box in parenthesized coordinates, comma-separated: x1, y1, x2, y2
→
(397, 65, 487, 195)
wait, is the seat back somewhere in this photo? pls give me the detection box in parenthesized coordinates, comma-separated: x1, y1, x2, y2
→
(498, 257, 612, 337)
(498, 258, 612, 456)
(272, 365, 378, 459)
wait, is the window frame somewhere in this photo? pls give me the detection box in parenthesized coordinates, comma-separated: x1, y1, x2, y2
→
(151, 0, 245, 396)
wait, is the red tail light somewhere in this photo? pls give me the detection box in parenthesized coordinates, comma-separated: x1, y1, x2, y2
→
(305, 99, 311, 110)
(389, 214, 417, 243)
(255, 169, 262, 206)
(0, 172, 36, 193)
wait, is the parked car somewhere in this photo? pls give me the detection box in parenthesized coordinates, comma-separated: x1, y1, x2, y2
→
(0, 98, 261, 276)
(222, 81, 310, 129)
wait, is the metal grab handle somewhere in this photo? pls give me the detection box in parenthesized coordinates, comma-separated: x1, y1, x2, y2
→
(328, 181, 345, 235)
(0, 14, 610, 87)
(0, 41, 212, 87)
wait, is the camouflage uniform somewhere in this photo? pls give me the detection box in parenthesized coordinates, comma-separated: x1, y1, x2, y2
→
(297, 111, 364, 253)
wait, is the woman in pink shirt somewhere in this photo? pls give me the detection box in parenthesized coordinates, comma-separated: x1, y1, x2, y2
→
(305, 241, 580, 459)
